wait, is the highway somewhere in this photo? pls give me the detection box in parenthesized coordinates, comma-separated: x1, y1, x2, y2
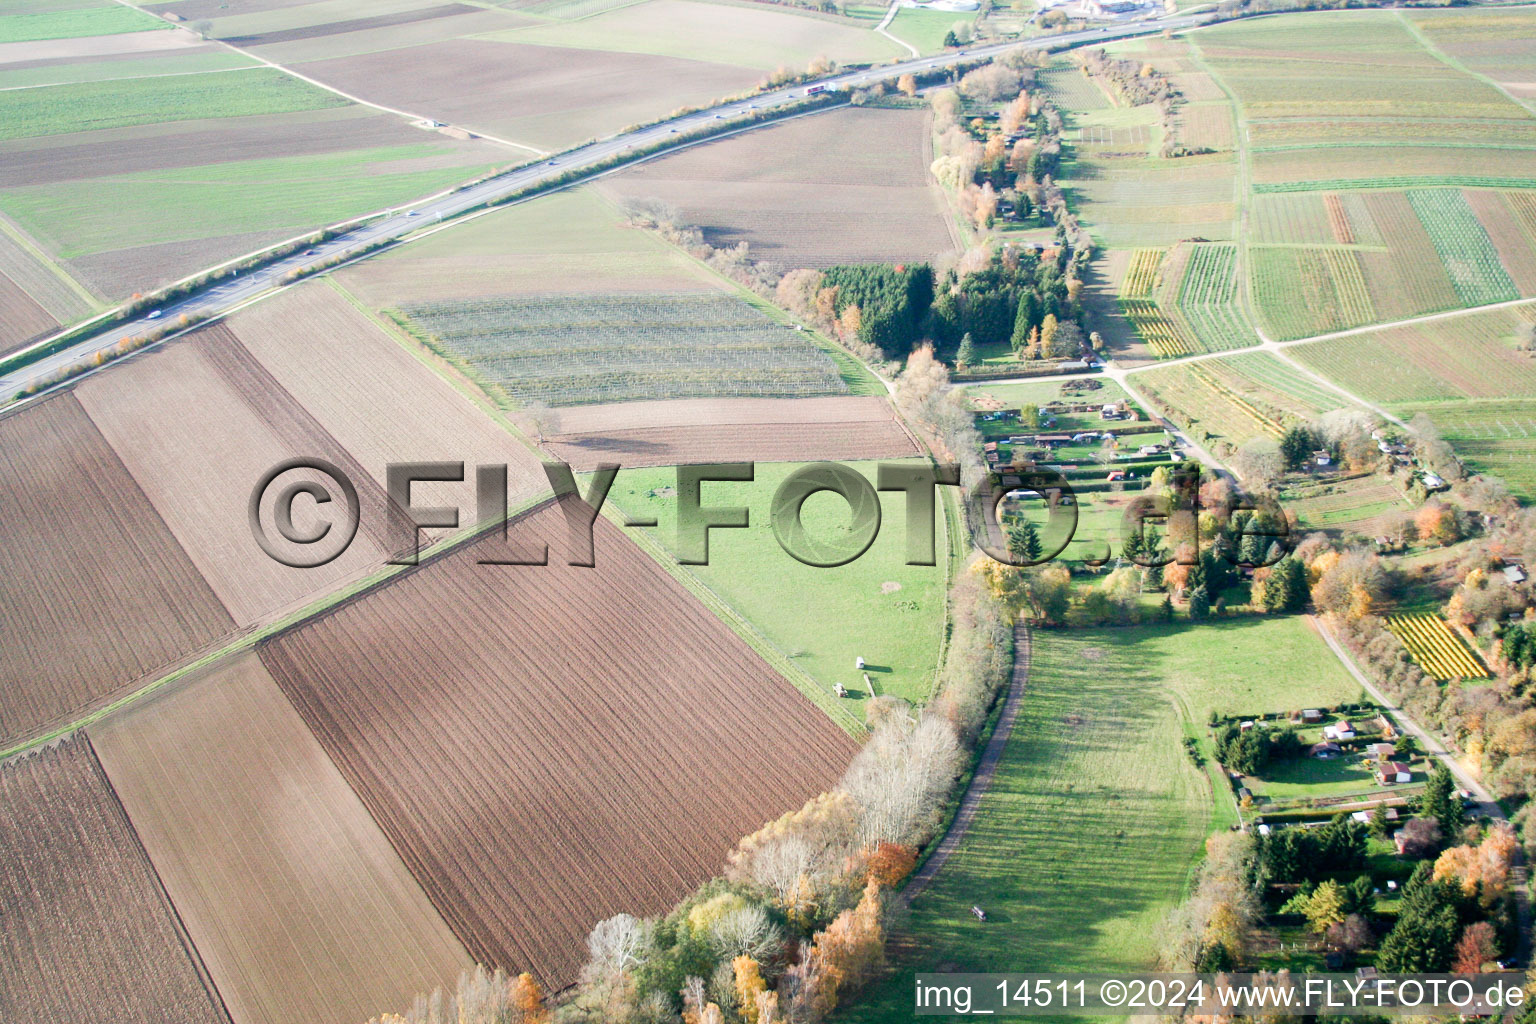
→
(0, 12, 1208, 402)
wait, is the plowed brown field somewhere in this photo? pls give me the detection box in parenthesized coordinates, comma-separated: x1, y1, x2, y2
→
(230, 284, 547, 533)
(544, 395, 918, 470)
(91, 652, 470, 1024)
(0, 393, 233, 746)
(0, 270, 57, 356)
(260, 501, 858, 988)
(0, 737, 229, 1024)
(602, 106, 957, 269)
(76, 325, 396, 625)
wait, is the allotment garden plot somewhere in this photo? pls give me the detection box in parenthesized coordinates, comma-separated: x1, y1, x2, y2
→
(398, 291, 849, 406)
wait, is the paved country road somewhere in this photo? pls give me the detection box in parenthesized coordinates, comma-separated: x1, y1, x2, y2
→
(0, 13, 1209, 403)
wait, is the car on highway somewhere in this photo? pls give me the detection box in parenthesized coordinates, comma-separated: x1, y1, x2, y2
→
(145, 309, 163, 320)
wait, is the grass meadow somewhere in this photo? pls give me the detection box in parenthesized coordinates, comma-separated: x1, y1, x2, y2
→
(843, 618, 1361, 1021)
(0, 146, 496, 258)
(608, 460, 953, 713)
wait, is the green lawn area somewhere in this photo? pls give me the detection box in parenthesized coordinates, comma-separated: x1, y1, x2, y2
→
(0, 146, 496, 256)
(842, 617, 1361, 1020)
(884, 7, 975, 54)
(606, 461, 952, 714)
(0, 67, 345, 141)
(0, 3, 168, 43)
(1247, 752, 1380, 801)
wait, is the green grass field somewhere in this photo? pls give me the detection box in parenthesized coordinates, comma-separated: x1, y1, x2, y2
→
(0, 68, 345, 141)
(0, 145, 495, 257)
(843, 618, 1362, 1020)
(0, 3, 168, 43)
(884, 7, 975, 54)
(0, 50, 258, 90)
(607, 461, 951, 713)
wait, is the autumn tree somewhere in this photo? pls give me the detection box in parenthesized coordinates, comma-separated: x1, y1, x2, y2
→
(1434, 825, 1517, 904)
(897, 72, 917, 98)
(507, 973, 549, 1024)
(865, 842, 918, 887)
(734, 957, 767, 1024)
(1453, 921, 1500, 973)
(1038, 313, 1059, 356)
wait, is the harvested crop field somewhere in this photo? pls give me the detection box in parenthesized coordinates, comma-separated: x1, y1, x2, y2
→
(0, 737, 229, 1024)
(230, 284, 548, 519)
(91, 652, 470, 1024)
(75, 325, 397, 625)
(260, 502, 859, 988)
(543, 395, 918, 469)
(602, 106, 956, 269)
(0, 393, 233, 747)
(397, 290, 849, 406)
(299, 38, 755, 150)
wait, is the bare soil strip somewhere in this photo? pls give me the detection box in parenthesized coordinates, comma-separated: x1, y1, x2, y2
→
(260, 502, 859, 988)
(0, 736, 230, 1024)
(0, 392, 234, 746)
(91, 652, 471, 1024)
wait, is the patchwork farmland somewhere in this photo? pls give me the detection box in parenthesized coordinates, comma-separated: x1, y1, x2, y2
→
(260, 503, 859, 987)
(91, 653, 471, 1024)
(0, 393, 234, 746)
(0, 55, 499, 301)
(1136, 352, 1341, 447)
(0, 737, 229, 1024)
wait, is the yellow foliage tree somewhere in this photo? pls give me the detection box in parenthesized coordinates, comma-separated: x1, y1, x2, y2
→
(510, 972, 549, 1024)
(734, 956, 767, 1024)
(897, 73, 917, 98)
(1434, 825, 1517, 902)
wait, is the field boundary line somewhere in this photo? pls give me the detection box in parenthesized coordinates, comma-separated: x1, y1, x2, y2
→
(0, 62, 270, 93)
(903, 623, 1030, 905)
(106, 0, 551, 155)
(1397, 8, 1536, 118)
(601, 501, 869, 739)
(0, 493, 553, 763)
(0, 214, 103, 313)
